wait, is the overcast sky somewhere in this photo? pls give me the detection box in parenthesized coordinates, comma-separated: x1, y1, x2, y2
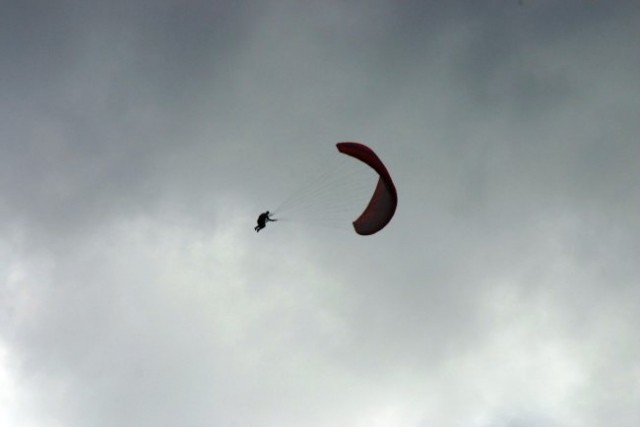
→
(1, 1, 639, 426)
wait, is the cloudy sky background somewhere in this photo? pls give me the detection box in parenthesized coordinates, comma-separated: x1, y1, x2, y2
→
(1, 1, 639, 426)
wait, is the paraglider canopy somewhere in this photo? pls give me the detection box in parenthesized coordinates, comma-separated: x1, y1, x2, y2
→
(336, 142, 398, 235)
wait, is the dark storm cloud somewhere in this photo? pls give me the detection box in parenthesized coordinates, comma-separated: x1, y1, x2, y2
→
(0, 0, 263, 239)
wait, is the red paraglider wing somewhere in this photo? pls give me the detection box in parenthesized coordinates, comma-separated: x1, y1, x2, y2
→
(336, 142, 398, 235)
